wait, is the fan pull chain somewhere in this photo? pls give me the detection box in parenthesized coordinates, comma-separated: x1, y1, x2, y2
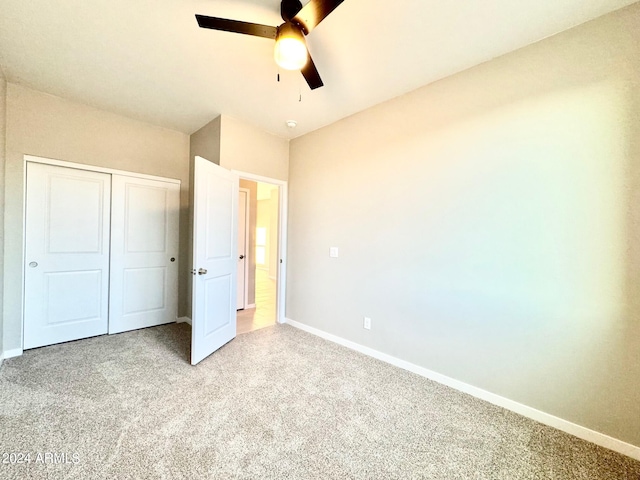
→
(299, 76, 302, 102)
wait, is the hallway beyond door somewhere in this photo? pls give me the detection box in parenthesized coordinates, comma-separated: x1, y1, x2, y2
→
(237, 268, 276, 334)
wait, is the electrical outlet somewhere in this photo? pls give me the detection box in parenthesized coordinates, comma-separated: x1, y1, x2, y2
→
(363, 317, 371, 330)
(330, 247, 339, 258)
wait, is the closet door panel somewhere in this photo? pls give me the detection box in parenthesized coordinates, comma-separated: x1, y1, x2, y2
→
(109, 175, 179, 334)
(24, 163, 111, 349)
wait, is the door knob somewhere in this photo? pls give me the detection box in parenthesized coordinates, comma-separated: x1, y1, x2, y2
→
(28, 261, 38, 268)
(239, 255, 245, 260)
(198, 268, 208, 275)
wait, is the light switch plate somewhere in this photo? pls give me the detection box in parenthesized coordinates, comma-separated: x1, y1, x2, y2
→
(330, 247, 339, 258)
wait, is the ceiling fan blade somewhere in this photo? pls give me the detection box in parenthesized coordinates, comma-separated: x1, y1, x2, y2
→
(292, 0, 344, 35)
(301, 53, 324, 90)
(195, 15, 277, 39)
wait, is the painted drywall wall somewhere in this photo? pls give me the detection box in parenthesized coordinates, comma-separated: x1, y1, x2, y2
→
(257, 186, 279, 278)
(240, 179, 258, 306)
(3, 84, 190, 352)
(287, 3, 640, 447)
(0, 69, 6, 362)
(190, 116, 221, 166)
(220, 115, 289, 181)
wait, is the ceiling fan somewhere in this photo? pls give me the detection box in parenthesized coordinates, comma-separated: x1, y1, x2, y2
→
(195, 0, 345, 90)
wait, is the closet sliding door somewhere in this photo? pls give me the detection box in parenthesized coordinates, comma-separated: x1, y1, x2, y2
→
(24, 163, 112, 349)
(24, 161, 180, 349)
(108, 175, 180, 334)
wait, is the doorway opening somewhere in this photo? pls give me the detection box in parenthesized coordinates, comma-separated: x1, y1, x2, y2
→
(236, 178, 282, 334)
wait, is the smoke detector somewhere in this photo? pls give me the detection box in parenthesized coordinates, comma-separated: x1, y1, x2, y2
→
(286, 120, 297, 128)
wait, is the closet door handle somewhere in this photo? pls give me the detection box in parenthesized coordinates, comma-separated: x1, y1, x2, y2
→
(198, 268, 208, 275)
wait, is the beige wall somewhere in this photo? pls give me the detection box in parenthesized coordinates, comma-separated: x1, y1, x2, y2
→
(287, 4, 640, 447)
(190, 116, 221, 166)
(0, 69, 6, 360)
(240, 179, 258, 306)
(220, 115, 289, 181)
(3, 84, 190, 352)
(256, 186, 279, 279)
(257, 199, 270, 270)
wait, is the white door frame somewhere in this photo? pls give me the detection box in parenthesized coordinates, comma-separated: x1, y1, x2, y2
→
(238, 187, 250, 310)
(232, 170, 287, 325)
(24, 155, 181, 184)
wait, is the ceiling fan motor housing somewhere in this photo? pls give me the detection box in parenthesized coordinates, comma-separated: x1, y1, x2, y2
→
(281, 0, 303, 22)
(274, 22, 308, 70)
(195, 0, 343, 89)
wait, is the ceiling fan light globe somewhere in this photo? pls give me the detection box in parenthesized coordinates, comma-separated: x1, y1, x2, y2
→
(274, 37, 308, 70)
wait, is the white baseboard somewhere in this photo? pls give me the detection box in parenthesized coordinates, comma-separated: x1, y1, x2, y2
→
(283, 317, 640, 461)
(176, 317, 192, 326)
(1, 348, 23, 360)
(246, 303, 256, 309)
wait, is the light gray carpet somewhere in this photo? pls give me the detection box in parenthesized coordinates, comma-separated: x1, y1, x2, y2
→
(0, 323, 639, 479)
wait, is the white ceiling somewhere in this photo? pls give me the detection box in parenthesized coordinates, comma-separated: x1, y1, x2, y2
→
(0, 0, 636, 139)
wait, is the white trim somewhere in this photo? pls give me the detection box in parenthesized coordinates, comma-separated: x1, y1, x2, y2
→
(283, 317, 640, 462)
(177, 316, 192, 326)
(1, 348, 23, 360)
(231, 171, 285, 186)
(276, 183, 287, 325)
(19, 156, 28, 353)
(238, 187, 250, 310)
(232, 170, 288, 325)
(245, 303, 256, 309)
(24, 155, 181, 184)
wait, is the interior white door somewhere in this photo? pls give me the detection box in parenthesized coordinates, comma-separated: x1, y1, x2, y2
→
(237, 189, 248, 310)
(191, 156, 239, 365)
(109, 175, 180, 334)
(24, 162, 111, 349)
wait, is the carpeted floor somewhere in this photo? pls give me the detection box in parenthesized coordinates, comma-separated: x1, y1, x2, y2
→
(0, 323, 639, 479)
